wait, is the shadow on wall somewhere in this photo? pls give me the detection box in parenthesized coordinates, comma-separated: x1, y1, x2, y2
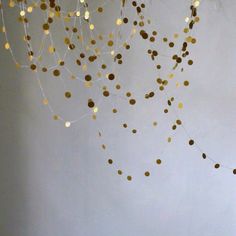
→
(0, 14, 30, 236)
(0, 1, 103, 234)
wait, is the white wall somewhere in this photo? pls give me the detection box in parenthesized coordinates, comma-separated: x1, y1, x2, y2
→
(0, 0, 236, 235)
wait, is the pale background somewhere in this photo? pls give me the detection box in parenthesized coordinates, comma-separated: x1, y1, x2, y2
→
(1, 0, 236, 235)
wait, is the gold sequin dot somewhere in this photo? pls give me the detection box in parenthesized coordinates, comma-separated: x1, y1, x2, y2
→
(178, 102, 183, 109)
(132, 129, 137, 134)
(93, 107, 98, 113)
(89, 24, 94, 30)
(42, 98, 48, 105)
(103, 91, 110, 97)
(20, 10, 26, 16)
(65, 121, 71, 128)
(129, 99, 136, 105)
(184, 81, 189, 86)
(189, 139, 194, 145)
(116, 18, 122, 26)
(4, 42, 10, 49)
(193, 1, 200, 8)
(65, 91, 72, 98)
(145, 171, 150, 177)
(116, 84, 121, 90)
(53, 115, 59, 120)
(53, 69, 60, 76)
(188, 60, 193, 65)
(156, 159, 162, 165)
(167, 137, 172, 143)
(85, 74, 92, 81)
(176, 120, 182, 125)
(108, 73, 115, 80)
(30, 64, 37, 70)
(214, 163, 220, 169)
(127, 176, 132, 181)
(88, 99, 95, 108)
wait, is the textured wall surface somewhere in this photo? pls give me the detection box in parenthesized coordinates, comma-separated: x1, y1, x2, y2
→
(0, 0, 236, 236)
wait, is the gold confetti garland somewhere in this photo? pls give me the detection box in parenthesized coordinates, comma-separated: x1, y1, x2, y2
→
(1, 0, 236, 180)
(96, 0, 236, 179)
(1, 0, 137, 125)
(96, 0, 202, 181)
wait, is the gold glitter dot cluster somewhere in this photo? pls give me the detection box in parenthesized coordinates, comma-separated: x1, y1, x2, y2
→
(1, 0, 236, 179)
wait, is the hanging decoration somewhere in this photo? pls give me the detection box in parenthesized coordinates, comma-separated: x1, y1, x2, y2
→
(1, 0, 235, 180)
